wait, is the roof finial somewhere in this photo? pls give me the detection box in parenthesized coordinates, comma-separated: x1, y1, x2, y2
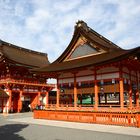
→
(75, 20, 89, 32)
(76, 20, 86, 27)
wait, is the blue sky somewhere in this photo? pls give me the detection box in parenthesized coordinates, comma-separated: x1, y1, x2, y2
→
(0, 0, 140, 63)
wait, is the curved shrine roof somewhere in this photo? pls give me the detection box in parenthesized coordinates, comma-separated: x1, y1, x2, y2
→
(32, 20, 140, 73)
(34, 47, 140, 73)
(0, 40, 49, 68)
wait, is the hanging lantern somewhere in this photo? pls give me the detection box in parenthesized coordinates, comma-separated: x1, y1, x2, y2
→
(69, 82, 71, 87)
(124, 79, 127, 84)
(112, 79, 115, 84)
(100, 87, 104, 96)
(101, 79, 104, 85)
(78, 82, 81, 86)
(100, 87, 104, 91)
(132, 84, 137, 90)
(60, 88, 64, 93)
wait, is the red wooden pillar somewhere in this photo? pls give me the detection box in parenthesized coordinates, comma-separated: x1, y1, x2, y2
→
(94, 80, 98, 110)
(94, 69, 98, 110)
(18, 89, 23, 113)
(74, 73, 77, 108)
(129, 82, 132, 108)
(119, 66, 124, 110)
(46, 91, 49, 108)
(56, 78, 60, 108)
(129, 71, 132, 109)
(119, 78, 124, 110)
(136, 71, 139, 107)
(7, 89, 12, 113)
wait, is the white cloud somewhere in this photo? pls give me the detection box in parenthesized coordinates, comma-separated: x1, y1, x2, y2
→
(0, 0, 140, 63)
(25, 9, 51, 32)
(53, 0, 82, 12)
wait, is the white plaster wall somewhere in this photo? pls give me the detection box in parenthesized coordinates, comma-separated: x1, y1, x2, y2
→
(59, 78, 74, 84)
(97, 73, 119, 80)
(76, 69, 93, 76)
(59, 73, 73, 78)
(77, 75, 94, 82)
(97, 66, 119, 74)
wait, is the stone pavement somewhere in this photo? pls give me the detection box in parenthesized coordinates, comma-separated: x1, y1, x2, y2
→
(7, 114, 140, 137)
(1, 112, 140, 140)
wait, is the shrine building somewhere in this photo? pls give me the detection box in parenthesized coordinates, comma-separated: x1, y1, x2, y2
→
(0, 40, 54, 113)
(34, 20, 140, 113)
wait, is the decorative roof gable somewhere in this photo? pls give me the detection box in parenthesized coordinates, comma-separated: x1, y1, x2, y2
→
(55, 20, 121, 63)
(65, 36, 106, 61)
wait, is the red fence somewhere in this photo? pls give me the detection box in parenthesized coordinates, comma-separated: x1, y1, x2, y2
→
(45, 104, 140, 113)
(34, 110, 140, 128)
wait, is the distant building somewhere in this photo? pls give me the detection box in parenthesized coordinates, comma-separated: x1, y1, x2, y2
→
(0, 40, 54, 113)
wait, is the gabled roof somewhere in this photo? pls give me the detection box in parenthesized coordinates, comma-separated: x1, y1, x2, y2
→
(55, 20, 122, 63)
(33, 20, 140, 73)
(0, 40, 49, 68)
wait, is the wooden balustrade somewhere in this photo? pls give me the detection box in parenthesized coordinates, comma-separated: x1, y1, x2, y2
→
(34, 110, 140, 128)
(44, 104, 140, 113)
(0, 78, 55, 87)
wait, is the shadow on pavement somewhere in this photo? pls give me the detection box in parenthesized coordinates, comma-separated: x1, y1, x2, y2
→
(0, 123, 28, 140)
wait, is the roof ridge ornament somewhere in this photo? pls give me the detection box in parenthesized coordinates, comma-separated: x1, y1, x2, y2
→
(75, 20, 90, 32)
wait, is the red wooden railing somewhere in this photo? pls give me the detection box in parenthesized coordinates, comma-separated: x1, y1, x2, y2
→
(0, 77, 55, 87)
(45, 104, 140, 113)
(34, 110, 140, 128)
